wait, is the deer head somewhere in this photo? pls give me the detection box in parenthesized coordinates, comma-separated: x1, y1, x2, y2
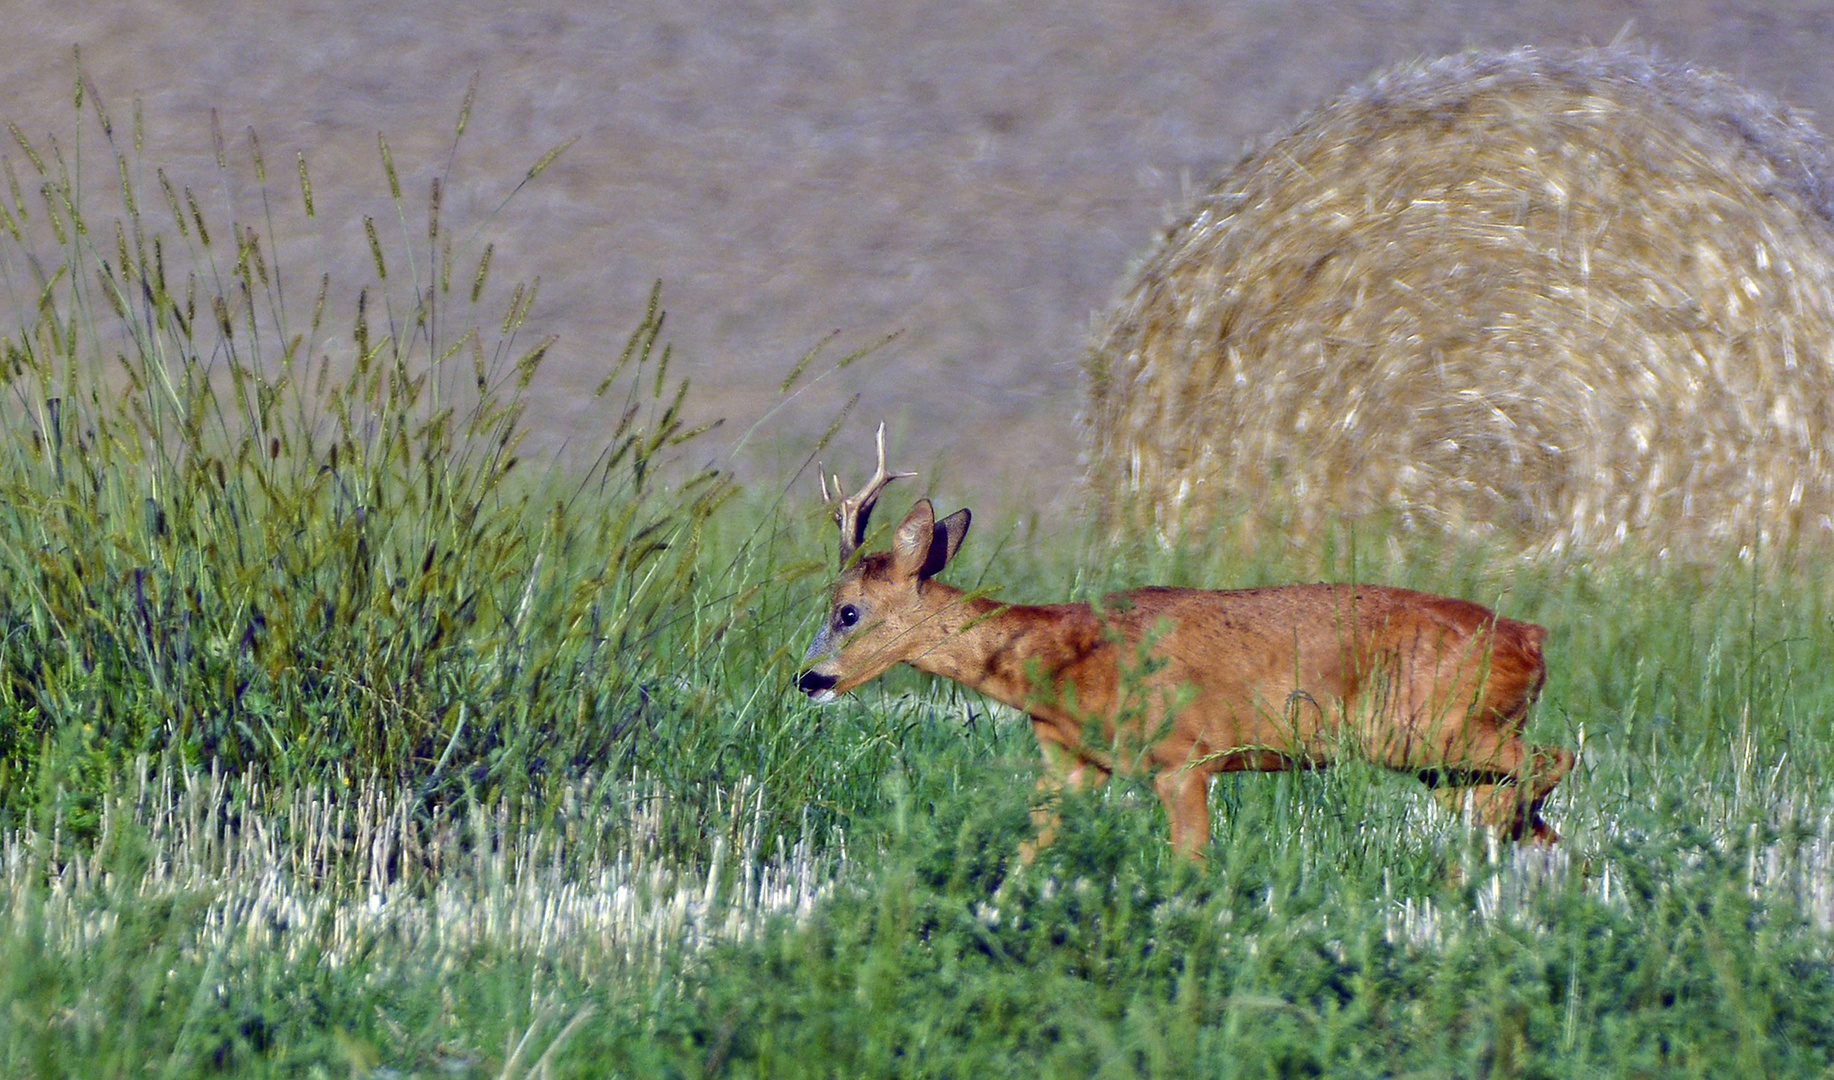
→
(798, 427, 971, 702)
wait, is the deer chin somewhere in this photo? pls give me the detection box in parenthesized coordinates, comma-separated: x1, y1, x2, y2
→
(807, 688, 838, 705)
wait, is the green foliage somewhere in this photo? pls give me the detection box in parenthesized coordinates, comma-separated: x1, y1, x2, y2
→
(657, 794, 1834, 1078)
(0, 66, 731, 821)
(7, 751, 1834, 1077)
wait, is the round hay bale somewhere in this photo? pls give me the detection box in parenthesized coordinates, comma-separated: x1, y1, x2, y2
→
(1084, 46, 1834, 564)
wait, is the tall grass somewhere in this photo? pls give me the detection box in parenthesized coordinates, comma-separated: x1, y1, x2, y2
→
(0, 65, 731, 828)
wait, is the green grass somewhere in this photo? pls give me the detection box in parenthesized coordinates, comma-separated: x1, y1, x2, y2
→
(3, 65, 1834, 1077)
(0, 67, 742, 833)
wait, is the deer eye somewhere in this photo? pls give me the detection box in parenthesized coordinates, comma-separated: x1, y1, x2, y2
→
(837, 604, 860, 628)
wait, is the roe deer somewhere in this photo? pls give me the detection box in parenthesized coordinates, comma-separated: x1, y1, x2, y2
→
(796, 426, 1573, 859)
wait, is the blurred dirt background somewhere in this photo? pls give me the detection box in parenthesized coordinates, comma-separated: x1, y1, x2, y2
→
(5, 1, 1833, 519)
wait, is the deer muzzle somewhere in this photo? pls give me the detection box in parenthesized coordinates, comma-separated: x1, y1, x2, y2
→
(797, 669, 839, 702)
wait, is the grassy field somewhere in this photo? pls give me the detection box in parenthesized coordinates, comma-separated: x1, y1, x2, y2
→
(4, 75, 1834, 1078)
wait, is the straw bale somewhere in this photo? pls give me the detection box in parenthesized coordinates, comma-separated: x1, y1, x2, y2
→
(1084, 46, 1834, 563)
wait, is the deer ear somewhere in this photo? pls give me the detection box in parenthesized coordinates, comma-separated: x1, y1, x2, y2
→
(920, 508, 971, 579)
(890, 499, 937, 579)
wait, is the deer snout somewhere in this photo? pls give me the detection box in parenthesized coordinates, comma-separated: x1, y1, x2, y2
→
(798, 669, 839, 702)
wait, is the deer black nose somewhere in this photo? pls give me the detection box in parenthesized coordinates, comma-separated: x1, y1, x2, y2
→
(798, 670, 838, 695)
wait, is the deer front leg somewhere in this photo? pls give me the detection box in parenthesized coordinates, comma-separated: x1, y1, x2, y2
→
(1021, 720, 1111, 862)
(1153, 764, 1211, 862)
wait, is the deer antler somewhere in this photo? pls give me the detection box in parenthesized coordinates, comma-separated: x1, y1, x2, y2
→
(820, 422, 917, 569)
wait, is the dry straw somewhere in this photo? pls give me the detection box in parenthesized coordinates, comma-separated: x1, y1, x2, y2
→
(1085, 46, 1834, 565)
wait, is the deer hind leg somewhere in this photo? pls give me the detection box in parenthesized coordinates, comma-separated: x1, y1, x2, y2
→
(1421, 712, 1573, 843)
(1428, 755, 1571, 842)
(1389, 646, 1568, 842)
(1020, 721, 1112, 862)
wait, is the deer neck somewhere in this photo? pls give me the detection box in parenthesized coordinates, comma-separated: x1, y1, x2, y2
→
(903, 582, 1108, 718)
